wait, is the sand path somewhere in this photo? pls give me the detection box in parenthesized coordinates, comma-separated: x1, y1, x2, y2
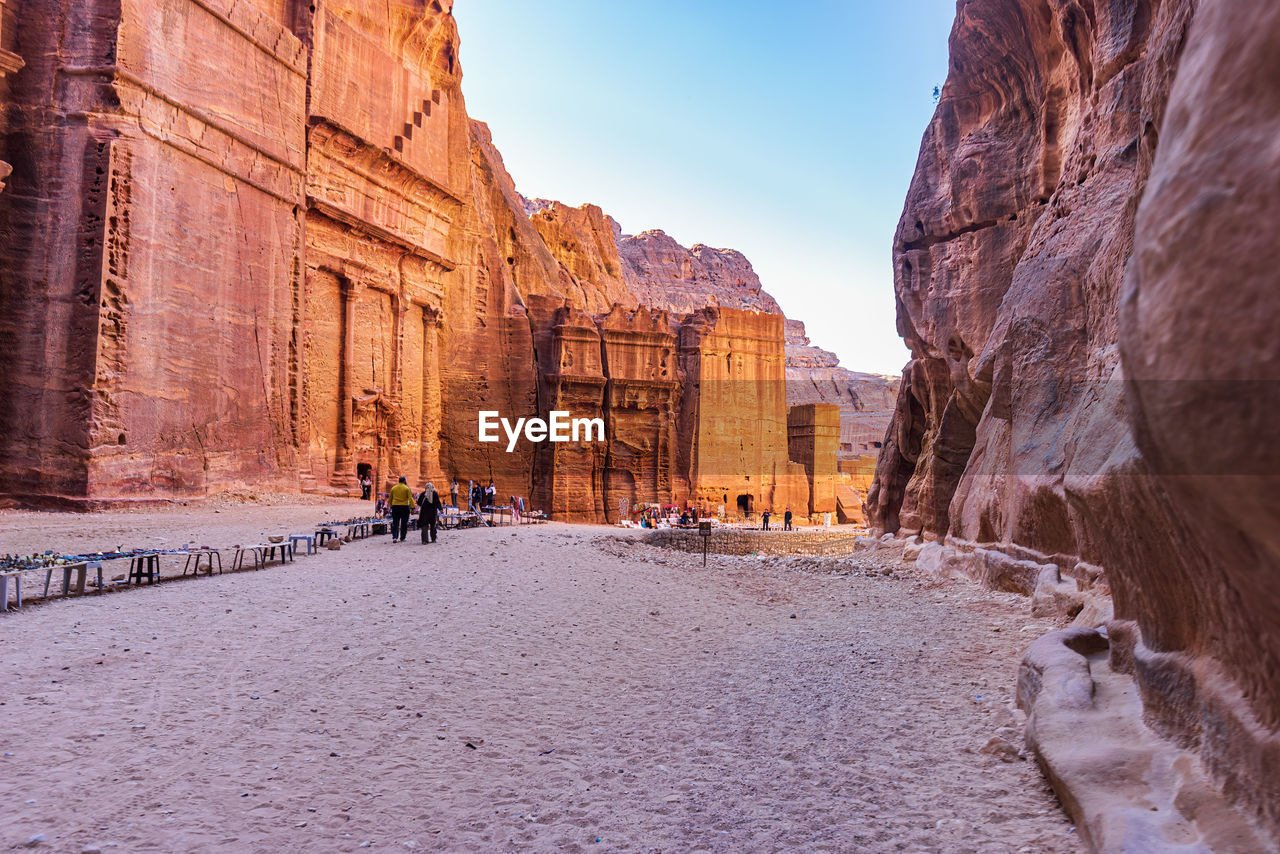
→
(1, 505, 1081, 852)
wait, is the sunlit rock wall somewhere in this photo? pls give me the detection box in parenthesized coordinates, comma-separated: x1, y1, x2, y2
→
(526, 297, 607, 522)
(868, 0, 1280, 834)
(786, 403, 839, 517)
(598, 305, 682, 520)
(784, 319, 898, 459)
(299, 1, 462, 495)
(678, 307, 809, 518)
(0, 0, 307, 503)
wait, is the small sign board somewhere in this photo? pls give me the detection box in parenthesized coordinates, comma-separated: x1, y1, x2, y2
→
(699, 521, 712, 537)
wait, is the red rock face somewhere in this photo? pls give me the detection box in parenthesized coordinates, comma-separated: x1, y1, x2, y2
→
(0, 0, 308, 503)
(618, 230, 782, 316)
(677, 307, 809, 518)
(784, 320, 898, 459)
(299, 3, 462, 497)
(0, 0, 18, 192)
(0, 0, 840, 532)
(870, 0, 1280, 833)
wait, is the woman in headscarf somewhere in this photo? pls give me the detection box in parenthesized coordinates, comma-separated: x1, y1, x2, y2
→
(418, 481, 443, 544)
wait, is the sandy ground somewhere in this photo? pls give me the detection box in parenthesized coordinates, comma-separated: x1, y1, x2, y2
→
(0, 503, 1082, 853)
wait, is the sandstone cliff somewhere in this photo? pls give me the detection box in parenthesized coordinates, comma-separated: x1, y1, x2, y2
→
(784, 320, 898, 458)
(869, 0, 1280, 838)
(0, 0, 18, 192)
(0, 0, 823, 525)
(617, 229, 782, 316)
(527, 199, 637, 313)
(613, 227, 899, 466)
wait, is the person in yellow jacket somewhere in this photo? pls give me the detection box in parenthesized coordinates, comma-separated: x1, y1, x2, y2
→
(389, 476, 414, 542)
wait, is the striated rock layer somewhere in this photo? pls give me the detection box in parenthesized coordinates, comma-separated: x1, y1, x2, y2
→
(868, 0, 1280, 837)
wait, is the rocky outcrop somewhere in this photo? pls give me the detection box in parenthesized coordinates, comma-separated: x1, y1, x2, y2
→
(617, 229, 782, 316)
(0, 0, 822, 525)
(784, 320, 898, 458)
(869, 0, 1280, 839)
(526, 199, 638, 313)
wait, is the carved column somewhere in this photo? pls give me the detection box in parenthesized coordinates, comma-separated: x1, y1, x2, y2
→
(331, 276, 362, 487)
(0, 0, 23, 194)
(388, 289, 407, 477)
(419, 307, 443, 484)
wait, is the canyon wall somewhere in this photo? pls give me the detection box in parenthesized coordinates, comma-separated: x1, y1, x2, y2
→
(0, 0, 831, 521)
(0, 0, 308, 502)
(0, 0, 19, 192)
(677, 307, 809, 517)
(299, 1, 464, 496)
(785, 320, 898, 458)
(869, 0, 1279, 835)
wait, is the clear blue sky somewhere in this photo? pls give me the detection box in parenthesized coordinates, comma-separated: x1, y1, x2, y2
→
(453, 1, 957, 376)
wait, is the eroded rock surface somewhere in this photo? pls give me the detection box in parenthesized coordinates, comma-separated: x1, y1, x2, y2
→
(1019, 630, 1274, 853)
(617, 229, 782, 316)
(785, 319, 898, 458)
(0, 0, 18, 192)
(869, 0, 1280, 839)
(0, 0, 863, 525)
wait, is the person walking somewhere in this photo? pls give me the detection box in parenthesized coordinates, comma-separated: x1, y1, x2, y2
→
(784, 507, 793, 531)
(389, 476, 414, 542)
(761, 509, 772, 531)
(450, 478, 459, 508)
(418, 482, 442, 544)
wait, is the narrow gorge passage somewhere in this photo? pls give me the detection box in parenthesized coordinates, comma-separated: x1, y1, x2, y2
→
(0, 510, 1079, 852)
